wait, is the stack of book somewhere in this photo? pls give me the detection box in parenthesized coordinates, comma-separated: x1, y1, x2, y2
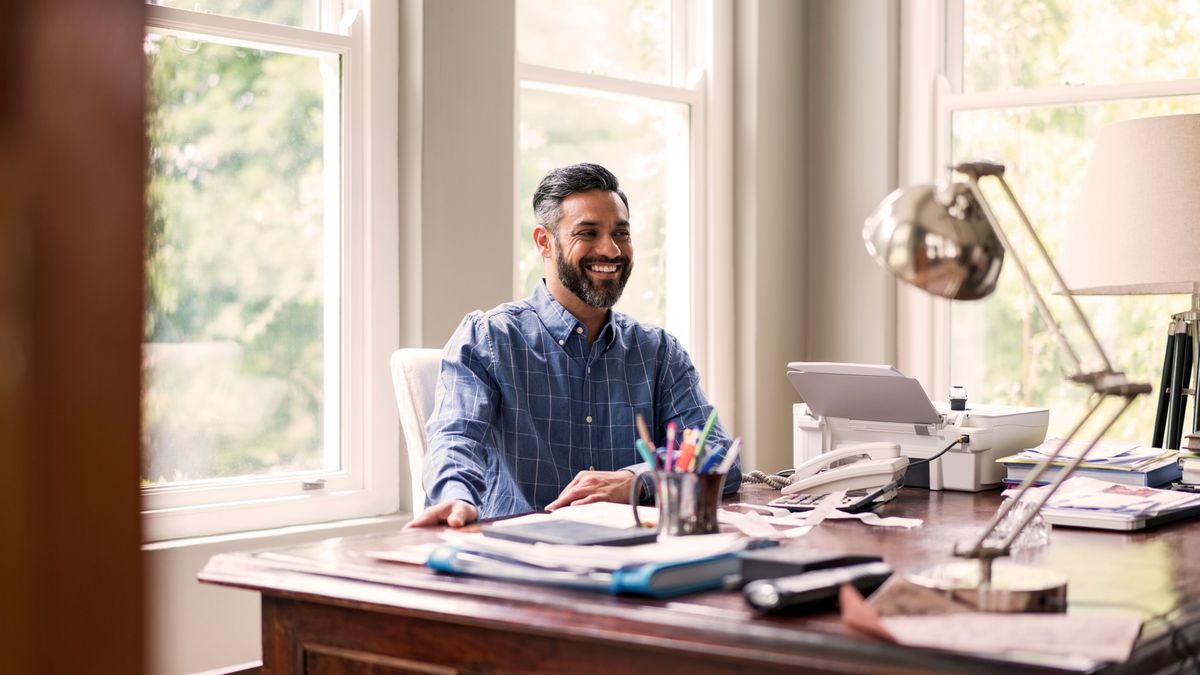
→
(1176, 433, 1200, 488)
(998, 438, 1180, 488)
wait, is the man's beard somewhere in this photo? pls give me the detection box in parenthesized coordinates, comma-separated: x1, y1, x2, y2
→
(555, 246, 633, 309)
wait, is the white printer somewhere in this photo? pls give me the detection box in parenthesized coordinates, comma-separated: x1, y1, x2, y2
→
(788, 362, 1049, 492)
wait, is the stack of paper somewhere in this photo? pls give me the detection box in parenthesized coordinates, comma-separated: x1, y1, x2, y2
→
(415, 531, 747, 598)
(998, 438, 1180, 487)
(1015, 476, 1200, 529)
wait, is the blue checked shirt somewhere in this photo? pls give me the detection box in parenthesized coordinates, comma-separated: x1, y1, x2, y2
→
(423, 281, 741, 519)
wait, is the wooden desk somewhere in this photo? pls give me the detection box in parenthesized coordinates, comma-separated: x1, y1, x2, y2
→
(201, 486, 1200, 674)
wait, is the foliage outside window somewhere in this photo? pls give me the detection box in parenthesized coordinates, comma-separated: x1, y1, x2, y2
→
(516, 0, 696, 345)
(142, 0, 398, 541)
(144, 30, 333, 485)
(947, 0, 1200, 443)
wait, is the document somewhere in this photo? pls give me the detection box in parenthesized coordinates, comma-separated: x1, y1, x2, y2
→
(841, 583, 1142, 665)
(880, 612, 1142, 664)
(488, 502, 658, 529)
(1017, 476, 1200, 516)
(432, 530, 744, 571)
(1021, 438, 1149, 463)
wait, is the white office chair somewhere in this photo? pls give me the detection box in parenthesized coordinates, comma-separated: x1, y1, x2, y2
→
(389, 348, 442, 514)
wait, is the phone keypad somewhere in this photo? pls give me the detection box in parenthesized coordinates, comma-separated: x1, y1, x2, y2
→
(766, 485, 894, 513)
(772, 493, 830, 507)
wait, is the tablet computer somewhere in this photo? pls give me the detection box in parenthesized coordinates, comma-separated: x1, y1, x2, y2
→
(482, 520, 658, 546)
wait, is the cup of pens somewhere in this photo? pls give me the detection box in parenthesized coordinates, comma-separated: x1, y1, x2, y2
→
(629, 411, 740, 537)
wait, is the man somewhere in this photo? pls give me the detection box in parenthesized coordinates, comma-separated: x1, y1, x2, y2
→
(408, 163, 740, 528)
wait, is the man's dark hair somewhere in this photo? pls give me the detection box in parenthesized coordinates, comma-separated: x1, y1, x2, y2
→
(532, 163, 629, 235)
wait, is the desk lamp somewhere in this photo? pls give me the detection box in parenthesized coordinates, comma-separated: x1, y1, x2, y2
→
(1058, 114, 1200, 451)
(863, 160, 1151, 610)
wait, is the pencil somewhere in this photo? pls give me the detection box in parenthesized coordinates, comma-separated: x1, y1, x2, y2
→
(635, 413, 656, 450)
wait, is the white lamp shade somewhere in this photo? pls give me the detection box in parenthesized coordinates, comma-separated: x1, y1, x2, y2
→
(1062, 113, 1200, 295)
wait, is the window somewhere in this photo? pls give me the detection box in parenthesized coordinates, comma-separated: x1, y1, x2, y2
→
(516, 0, 707, 351)
(928, 1, 1200, 442)
(142, 1, 398, 540)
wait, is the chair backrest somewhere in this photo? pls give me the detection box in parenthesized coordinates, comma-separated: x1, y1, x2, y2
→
(389, 348, 443, 514)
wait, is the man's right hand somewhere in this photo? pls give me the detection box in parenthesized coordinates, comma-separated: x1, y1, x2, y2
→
(404, 500, 478, 529)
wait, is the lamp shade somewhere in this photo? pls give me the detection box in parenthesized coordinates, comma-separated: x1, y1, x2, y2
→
(1062, 114, 1200, 295)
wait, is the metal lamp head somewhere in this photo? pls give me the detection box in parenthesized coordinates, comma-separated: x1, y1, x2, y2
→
(863, 182, 1005, 301)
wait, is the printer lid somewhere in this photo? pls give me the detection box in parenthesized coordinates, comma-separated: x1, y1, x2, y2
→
(787, 362, 940, 425)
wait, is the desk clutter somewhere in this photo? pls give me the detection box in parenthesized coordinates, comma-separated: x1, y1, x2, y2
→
(376, 496, 1147, 666)
(998, 437, 1182, 488)
(199, 481, 1200, 672)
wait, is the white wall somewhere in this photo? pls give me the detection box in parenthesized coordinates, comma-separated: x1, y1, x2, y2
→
(143, 516, 407, 674)
(417, 0, 516, 348)
(733, 0, 809, 475)
(805, 0, 899, 365)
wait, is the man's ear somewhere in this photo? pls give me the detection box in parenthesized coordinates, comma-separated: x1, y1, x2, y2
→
(533, 225, 554, 259)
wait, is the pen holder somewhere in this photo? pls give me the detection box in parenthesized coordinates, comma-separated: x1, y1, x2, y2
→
(629, 470, 723, 536)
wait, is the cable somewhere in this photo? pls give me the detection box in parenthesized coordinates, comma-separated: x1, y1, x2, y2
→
(898, 436, 967, 489)
(741, 469, 795, 490)
(908, 436, 968, 468)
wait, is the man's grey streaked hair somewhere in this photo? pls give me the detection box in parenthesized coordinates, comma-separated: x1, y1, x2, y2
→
(532, 163, 629, 235)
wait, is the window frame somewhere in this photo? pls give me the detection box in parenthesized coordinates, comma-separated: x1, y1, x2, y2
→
(512, 0, 734, 419)
(898, 0, 1200, 402)
(140, 2, 399, 542)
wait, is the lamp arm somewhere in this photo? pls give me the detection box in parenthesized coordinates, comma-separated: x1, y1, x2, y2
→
(960, 167, 1117, 378)
(989, 173, 1116, 375)
(961, 177, 1085, 378)
(995, 395, 1137, 551)
(959, 393, 1134, 558)
(951, 163, 1150, 563)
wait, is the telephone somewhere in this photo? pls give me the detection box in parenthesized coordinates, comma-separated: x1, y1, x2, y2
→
(779, 442, 908, 495)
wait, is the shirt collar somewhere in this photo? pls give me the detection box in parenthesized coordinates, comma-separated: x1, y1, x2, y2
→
(532, 279, 619, 350)
(532, 280, 582, 347)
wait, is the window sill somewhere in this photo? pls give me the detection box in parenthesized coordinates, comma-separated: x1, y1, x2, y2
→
(142, 511, 412, 551)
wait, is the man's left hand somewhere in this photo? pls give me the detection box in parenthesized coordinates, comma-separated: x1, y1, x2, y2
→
(545, 470, 634, 511)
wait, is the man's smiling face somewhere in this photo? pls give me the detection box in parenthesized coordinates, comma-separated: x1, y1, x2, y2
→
(548, 189, 633, 309)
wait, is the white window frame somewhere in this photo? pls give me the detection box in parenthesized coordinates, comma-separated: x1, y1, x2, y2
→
(140, 2, 399, 542)
(898, 0, 1200, 401)
(512, 0, 735, 419)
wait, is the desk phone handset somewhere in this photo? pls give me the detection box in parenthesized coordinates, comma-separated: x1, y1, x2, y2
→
(779, 442, 908, 495)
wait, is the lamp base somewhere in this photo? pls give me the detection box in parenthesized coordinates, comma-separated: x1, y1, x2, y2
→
(904, 560, 1067, 613)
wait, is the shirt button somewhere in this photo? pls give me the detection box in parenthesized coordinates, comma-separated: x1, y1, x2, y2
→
(575, 326, 584, 334)
(585, 415, 593, 423)
(558, 339, 564, 346)
(586, 367, 591, 374)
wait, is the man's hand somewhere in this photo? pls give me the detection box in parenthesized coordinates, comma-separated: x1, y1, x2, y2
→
(545, 470, 635, 511)
(404, 500, 478, 529)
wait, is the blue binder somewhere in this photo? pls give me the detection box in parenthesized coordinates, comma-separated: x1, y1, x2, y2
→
(426, 545, 740, 599)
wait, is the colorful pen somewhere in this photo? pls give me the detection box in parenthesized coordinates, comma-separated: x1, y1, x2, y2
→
(716, 437, 742, 474)
(700, 445, 728, 473)
(634, 439, 657, 469)
(674, 437, 697, 472)
(694, 410, 719, 461)
(665, 422, 677, 473)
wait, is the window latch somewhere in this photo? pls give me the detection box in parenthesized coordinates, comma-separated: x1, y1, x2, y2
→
(301, 478, 327, 491)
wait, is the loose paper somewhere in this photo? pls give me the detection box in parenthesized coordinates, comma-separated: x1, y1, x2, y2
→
(880, 612, 1142, 664)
